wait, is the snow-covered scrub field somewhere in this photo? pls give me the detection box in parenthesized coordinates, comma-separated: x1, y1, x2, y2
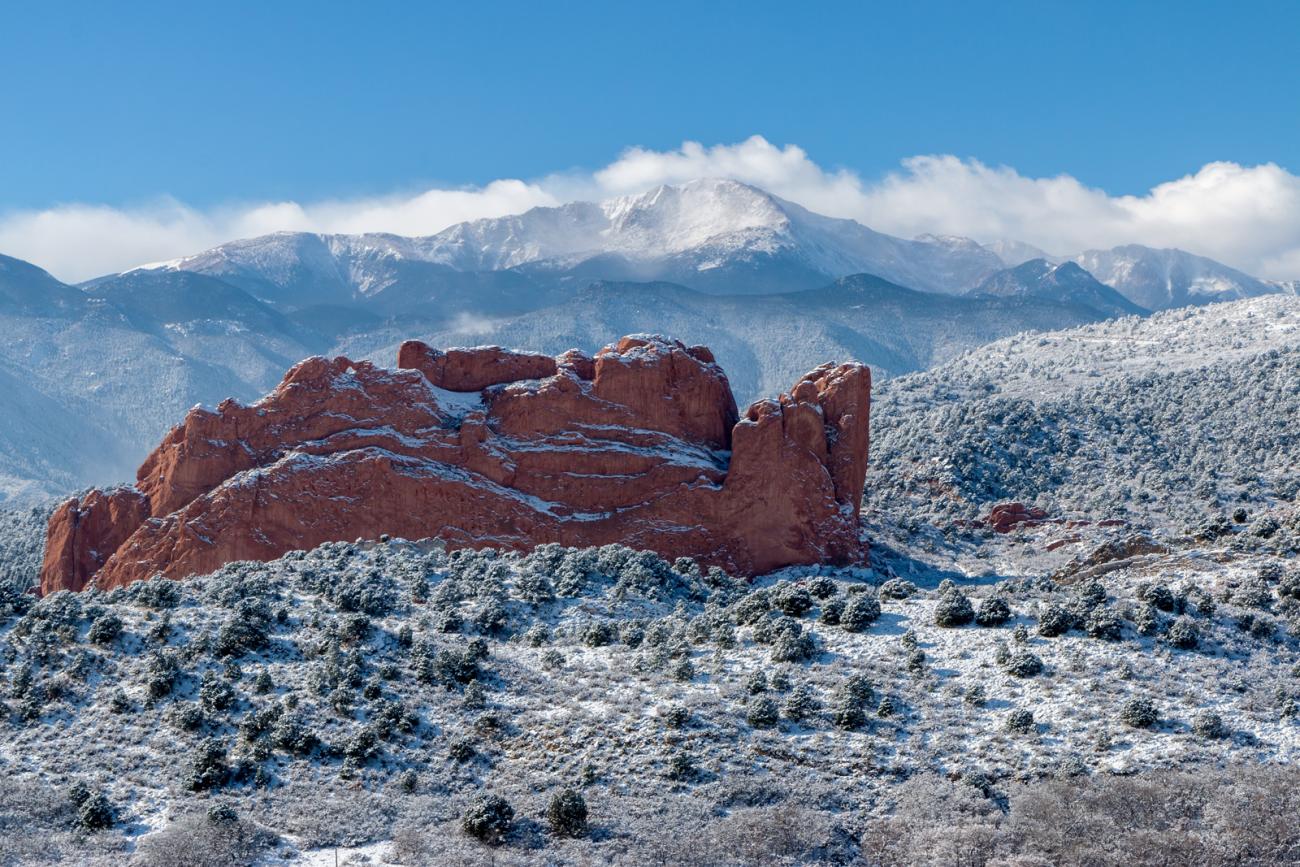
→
(1, 510, 1298, 865)
(869, 296, 1300, 526)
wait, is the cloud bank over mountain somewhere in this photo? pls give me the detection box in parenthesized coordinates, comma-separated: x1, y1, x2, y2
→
(3, 136, 1298, 282)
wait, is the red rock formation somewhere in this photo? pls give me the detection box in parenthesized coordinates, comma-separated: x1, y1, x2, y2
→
(985, 502, 1051, 533)
(41, 487, 150, 593)
(39, 336, 871, 594)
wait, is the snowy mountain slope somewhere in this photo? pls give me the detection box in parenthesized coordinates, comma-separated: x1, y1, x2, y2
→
(1072, 244, 1285, 311)
(869, 295, 1300, 523)
(339, 275, 1116, 404)
(0, 261, 335, 502)
(0, 359, 132, 503)
(982, 238, 1060, 267)
(0, 253, 89, 317)
(971, 259, 1147, 317)
(139, 179, 1007, 304)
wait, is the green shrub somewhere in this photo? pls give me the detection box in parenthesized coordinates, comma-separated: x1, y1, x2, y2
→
(76, 792, 115, 831)
(1120, 697, 1158, 729)
(662, 704, 689, 728)
(772, 583, 814, 617)
(1166, 617, 1199, 649)
(1004, 650, 1044, 678)
(87, 613, 123, 645)
(448, 736, 476, 763)
(832, 700, 866, 730)
(840, 594, 881, 632)
(770, 631, 816, 663)
(746, 696, 780, 728)
(186, 738, 229, 791)
(1083, 607, 1123, 640)
(975, 596, 1011, 626)
(1005, 709, 1035, 734)
(1192, 711, 1226, 739)
(546, 789, 588, 838)
(819, 597, 845, 625)
(934, 589, 975, 627)
(783, 685, 819, 722)
(806, 577, 837, 599)
(1037, 603, 1075, 637)
(879, 579, 917, 600)
(461, 793, 514, 844)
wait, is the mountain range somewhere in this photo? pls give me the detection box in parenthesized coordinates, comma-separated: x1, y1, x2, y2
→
(0, 177, 1295, 503)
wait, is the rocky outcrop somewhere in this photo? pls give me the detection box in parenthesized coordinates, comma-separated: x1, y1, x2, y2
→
(986, 502, 1051, 533)
(40, 336, 870, 594)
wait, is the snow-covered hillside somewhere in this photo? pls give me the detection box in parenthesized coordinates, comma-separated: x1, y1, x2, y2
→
(339, 276, 1115, 404)
(869, 295, 1300, 524)
(1, 518, 1297, 865)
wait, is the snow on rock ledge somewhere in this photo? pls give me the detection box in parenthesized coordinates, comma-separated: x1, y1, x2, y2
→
(40, 336, 870, 593)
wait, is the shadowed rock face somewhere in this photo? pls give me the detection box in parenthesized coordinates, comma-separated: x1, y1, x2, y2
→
(40, 335, 870, 593)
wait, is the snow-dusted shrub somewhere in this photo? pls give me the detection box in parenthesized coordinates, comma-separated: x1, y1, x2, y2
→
(670, 658, 696, 682)
(1233, 580, 1274, 611)
(1005, 709, 1035, 734)
(934, 589, 975, 628)
(198, 670, 236, 712)
(447, 736, 476, 763)
(746, 671, 768, 694)
(839, 593, 881, 632)
(662, 704, 689, 729)
(514, 569, 555, 604)
(461, 793, 514, 844)
(547, 789, 588, 838)
(731, 589, 772, 626)
(1083, 607, 1123, 640)
(87, 612, 123, 645)
(1165, 617, 1199, 650)
(1004, 650, 1043, 678)
(1192, 711, 1226, 739)
(1119, 698, 1158, 729)
(832, 699, 866, 730)
(879, 578, 918, 600)
(753, 614, 802, 645)
(129, 576, 182, 610)
(906, 648, 927, 674)
(186, 738, 229, 791)
(783, 684, 819, 722)
(819, 596, 846, 625)
(1037, 603, 1075, 637)
(746, 696, 780, 728)
(772, 583, 813, 617)
(806, 577, 837, 599)
(770, 631, 816, 663)
(975, 596, 1011, 627)
(665, 750, 695, 780)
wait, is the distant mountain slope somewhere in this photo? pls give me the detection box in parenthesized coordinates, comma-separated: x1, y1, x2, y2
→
(140, 179, 1007, 304)
(340, 275, 1115, 404)
(971, 259, 1147, 317)
(0, 253, 89, 317)
(0, 261, 330, 503)
(1072, 244, 1285, 310)
(870, 295, 1300, 524)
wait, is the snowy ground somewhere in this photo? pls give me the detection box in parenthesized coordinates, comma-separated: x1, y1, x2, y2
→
(1, 504, 1298, 865)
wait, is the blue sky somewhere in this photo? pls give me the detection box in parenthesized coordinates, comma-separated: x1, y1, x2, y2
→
(3, 0, 1300, 282)
(3, 0, 1296, 208)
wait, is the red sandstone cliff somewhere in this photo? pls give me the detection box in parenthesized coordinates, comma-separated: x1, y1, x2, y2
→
(39, 335, 870, 593)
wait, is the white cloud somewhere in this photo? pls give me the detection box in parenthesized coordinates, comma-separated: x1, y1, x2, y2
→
(3, 136, 1299, 282)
